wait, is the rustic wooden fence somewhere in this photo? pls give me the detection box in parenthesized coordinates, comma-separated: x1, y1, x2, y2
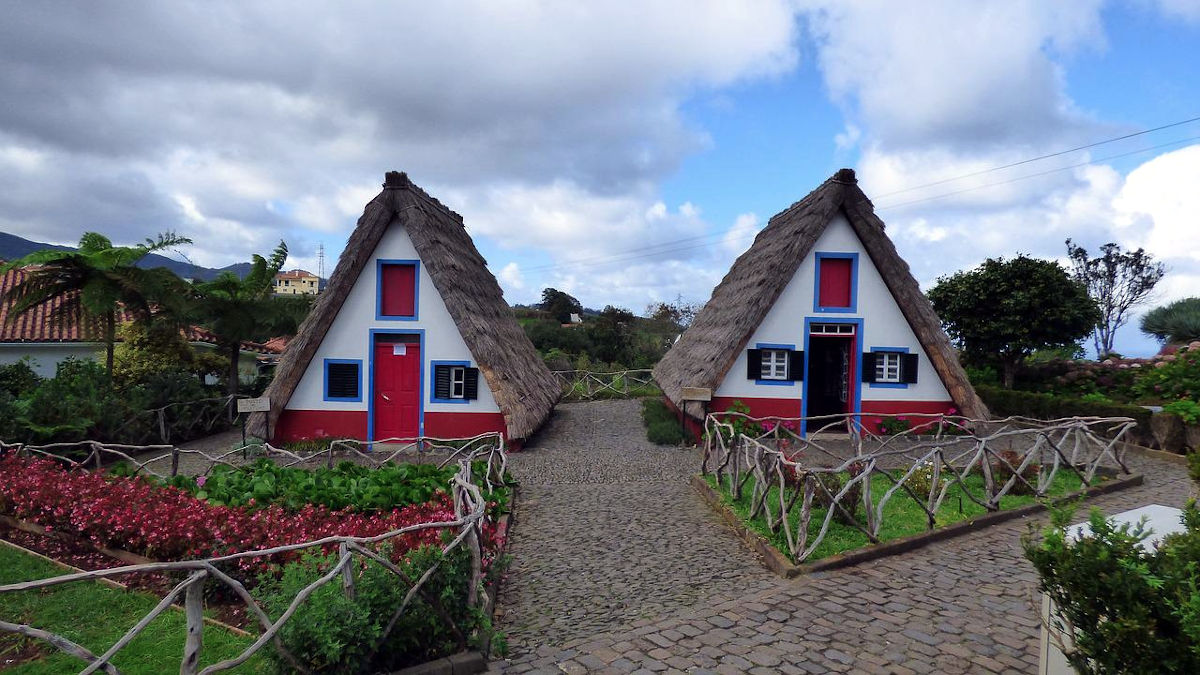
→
(109, 395, 242, 446)
(0, 435, 507, 674)
(703, 411, 1135, 563)
(551, 369, 659, 401)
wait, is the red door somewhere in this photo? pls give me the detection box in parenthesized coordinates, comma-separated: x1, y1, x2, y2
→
(373, 336, 421, 441)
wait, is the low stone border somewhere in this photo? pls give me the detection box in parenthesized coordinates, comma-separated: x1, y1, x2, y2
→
(692, 471, 1145, 578)
(1123, 441, 1189, 466)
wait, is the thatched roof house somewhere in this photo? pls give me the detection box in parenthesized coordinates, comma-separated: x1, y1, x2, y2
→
(248, 171, 558, 444)
(653, 168, 985, 431)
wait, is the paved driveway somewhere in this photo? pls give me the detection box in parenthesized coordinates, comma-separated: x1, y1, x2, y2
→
(492, 400, 1192, 674)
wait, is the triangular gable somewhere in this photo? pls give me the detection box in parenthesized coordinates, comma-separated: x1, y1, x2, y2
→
(653, 168, 986, 419)
(249, 171, 559, 440)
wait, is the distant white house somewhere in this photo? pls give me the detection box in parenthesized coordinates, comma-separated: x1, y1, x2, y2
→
(274, 269, 320, 295)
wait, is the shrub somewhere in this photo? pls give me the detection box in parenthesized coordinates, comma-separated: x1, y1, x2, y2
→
(1163, 399, 1200, 426)
(1136, 346, 1200, 402)
(1025, 502, 1200, 673)
(807, 461, 865, 525)
(642, 398, 685, 445)
(258, 544, 493, 673)
(988, 449, 1040, 496)
(975, 384, 1152, 434)
(906, 460, 943, 499)
(0, 358, 40, 397)
(877, 416, 912, 435)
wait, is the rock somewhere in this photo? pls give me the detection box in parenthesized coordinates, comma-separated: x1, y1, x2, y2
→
(1187, 425, 1200, 453)
(1152, 412, 1187, 454)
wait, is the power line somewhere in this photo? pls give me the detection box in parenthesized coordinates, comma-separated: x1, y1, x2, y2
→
(873, 114, 1200, 198)
(876, 133, 1200, 211)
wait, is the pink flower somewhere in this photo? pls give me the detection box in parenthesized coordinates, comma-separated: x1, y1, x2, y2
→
(195, 476, 207, 488)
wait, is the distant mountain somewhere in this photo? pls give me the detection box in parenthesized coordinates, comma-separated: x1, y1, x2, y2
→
(0, 231, 252, 281)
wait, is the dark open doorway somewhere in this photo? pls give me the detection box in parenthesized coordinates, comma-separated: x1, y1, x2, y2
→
(806, 335, 853, 422)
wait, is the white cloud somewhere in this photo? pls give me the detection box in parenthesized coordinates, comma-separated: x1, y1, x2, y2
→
(1112, 144, 1200, 264)
(498, 262, 525, 293)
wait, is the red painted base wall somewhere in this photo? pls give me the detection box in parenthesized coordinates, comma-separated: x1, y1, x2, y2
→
(273, 409, 507, 443)
(703, 397, 956, 434)
(424, 412, 506, 439)
(274, 410, 368, 442)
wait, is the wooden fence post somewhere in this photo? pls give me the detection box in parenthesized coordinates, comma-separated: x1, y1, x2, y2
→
(180, 572, 206, 675)
(171, 447, 180, 478)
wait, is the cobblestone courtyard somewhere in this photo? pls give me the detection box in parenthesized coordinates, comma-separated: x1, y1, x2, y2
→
(491, 399, 1193, 674)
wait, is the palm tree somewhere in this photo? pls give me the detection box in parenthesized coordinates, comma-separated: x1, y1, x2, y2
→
(1141, 297, 1200, 345)
(1, 232, 193, 376)
(192, 242, 288, 396)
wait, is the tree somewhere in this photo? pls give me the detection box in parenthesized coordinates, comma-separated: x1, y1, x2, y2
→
(539, 287, 583, 323)
(928, 255, 1100, 388)
(1141, 297, 1200, 345)
(0, 232, 192, 376)
(645, 295, 703, 331)
(192, 241, 288, 396)
(585, 305, 635, 365)
(1065, 239, 1165, 358)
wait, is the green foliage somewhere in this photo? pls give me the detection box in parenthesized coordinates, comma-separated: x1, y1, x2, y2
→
(1024, 503, 1200, 674)
(1163, 400, 1200, 426)
(641, 398, 685, 445)
(974, 384, 1153, 433)
(257, 544, 488, 673)
(538, 287, 583, 324)
(112, 320, 213, 387)
(1135, 347, 1200, 402)
(1066, 239, 1165, 357)
(191, 241, 289, 396)
(1142, 297, 1200, 345)
(877, 416, 912, 435)
(0, 231, 193, 375)
(928, 255, 1100, 387)
(0, 358, 40, 397)
(165, 459, 508, 514)
(18, 358, 126, 443)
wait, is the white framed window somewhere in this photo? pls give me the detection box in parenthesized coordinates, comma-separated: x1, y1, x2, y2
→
(810, 323, 855, 336)
(875, 352, 902, 383)
(760, 349, 789, 380)
(450, 366, 466, 399)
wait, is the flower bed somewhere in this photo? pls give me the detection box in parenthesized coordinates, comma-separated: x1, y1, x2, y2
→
(0, 454, 503, 579)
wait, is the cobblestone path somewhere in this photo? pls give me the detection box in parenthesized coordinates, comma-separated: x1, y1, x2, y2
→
(492, 400, 1194, 674)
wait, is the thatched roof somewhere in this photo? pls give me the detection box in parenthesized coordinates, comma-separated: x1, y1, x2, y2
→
(248, 171, 559, 440)
(652, 168, 987, 420)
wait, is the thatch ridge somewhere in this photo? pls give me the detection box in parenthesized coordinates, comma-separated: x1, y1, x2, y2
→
(248, 171, 559, 440)
(652, 168, 986, 420)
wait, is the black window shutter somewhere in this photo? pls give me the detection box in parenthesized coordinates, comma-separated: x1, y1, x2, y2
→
(434, 366, 451, 399)
(746, 349, 762, 380)
(861, 353, 878, 383)
(327, 363, 360, 398)
(788, 351, 805, 381)
(463, 368, 480, 400)
(902, 354, 920, 384)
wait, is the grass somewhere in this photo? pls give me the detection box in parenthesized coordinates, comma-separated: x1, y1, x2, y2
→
(641, 398, 685, 445)
(0, 544, 265, 674)
(706, 467, 1100, 563)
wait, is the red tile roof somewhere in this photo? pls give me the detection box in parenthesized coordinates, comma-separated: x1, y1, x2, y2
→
(0, 266, 283, 354)
(275, 269, 317, 280)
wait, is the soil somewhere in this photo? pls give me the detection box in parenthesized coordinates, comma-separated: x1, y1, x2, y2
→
(0, 525, 252, 630)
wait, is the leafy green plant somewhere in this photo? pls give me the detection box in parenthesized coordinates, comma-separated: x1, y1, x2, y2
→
(641, 398, 685, 445)
(975, 384, 1153, 435)
(256, 544, 491, 673)
(164, 459, 508, 514)
(1136, 347, 1200, 402)
(877, 416, 912, 435)
(1163, 400, 1200, 426)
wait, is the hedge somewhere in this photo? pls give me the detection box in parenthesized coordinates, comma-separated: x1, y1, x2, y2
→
(975, 384, 1153, 434)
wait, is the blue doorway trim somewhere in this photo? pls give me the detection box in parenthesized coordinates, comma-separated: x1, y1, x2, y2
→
(800, 317, 864, 436)
(367, 328, 426, 445)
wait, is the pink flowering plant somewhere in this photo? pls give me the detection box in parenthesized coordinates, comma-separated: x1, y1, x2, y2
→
(877, 415, 912, 436)
(0, 454, 505, 581)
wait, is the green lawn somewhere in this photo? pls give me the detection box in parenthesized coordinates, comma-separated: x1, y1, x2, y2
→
(706, 467, 1099, 563)
(0, 545, 265, 674)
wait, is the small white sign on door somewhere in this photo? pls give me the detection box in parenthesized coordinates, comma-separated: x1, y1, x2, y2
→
(392, 344, 407, 356)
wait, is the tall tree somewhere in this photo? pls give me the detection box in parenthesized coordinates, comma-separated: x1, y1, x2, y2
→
(192, 242, 288, 396)
(1141, 297, 1200, 345)
(539, 287, 583, 323)
(0, 232, 192, 376)
(1065, 239, 1165, 358)
(928, 255, 1100, 388)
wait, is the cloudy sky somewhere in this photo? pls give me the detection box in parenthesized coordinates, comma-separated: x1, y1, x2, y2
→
(2, 1, 1198, 356)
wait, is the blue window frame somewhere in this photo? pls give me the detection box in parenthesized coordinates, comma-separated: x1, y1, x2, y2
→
(323, 358, 363, 402)
(375, 259, 421, 321)
(430, 360, 472, 404)
(869, 346, 911, 389)
(754, 342, 797, 387)
(800, 316, 864, 436)
(812, 252, 859, 314)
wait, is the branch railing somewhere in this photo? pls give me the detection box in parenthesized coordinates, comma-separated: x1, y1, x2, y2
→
(702, 411, 1135, 563)
(109, 395, 243, 446)
(551, 369, 659, 401)
(0, 434, 508, 674)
